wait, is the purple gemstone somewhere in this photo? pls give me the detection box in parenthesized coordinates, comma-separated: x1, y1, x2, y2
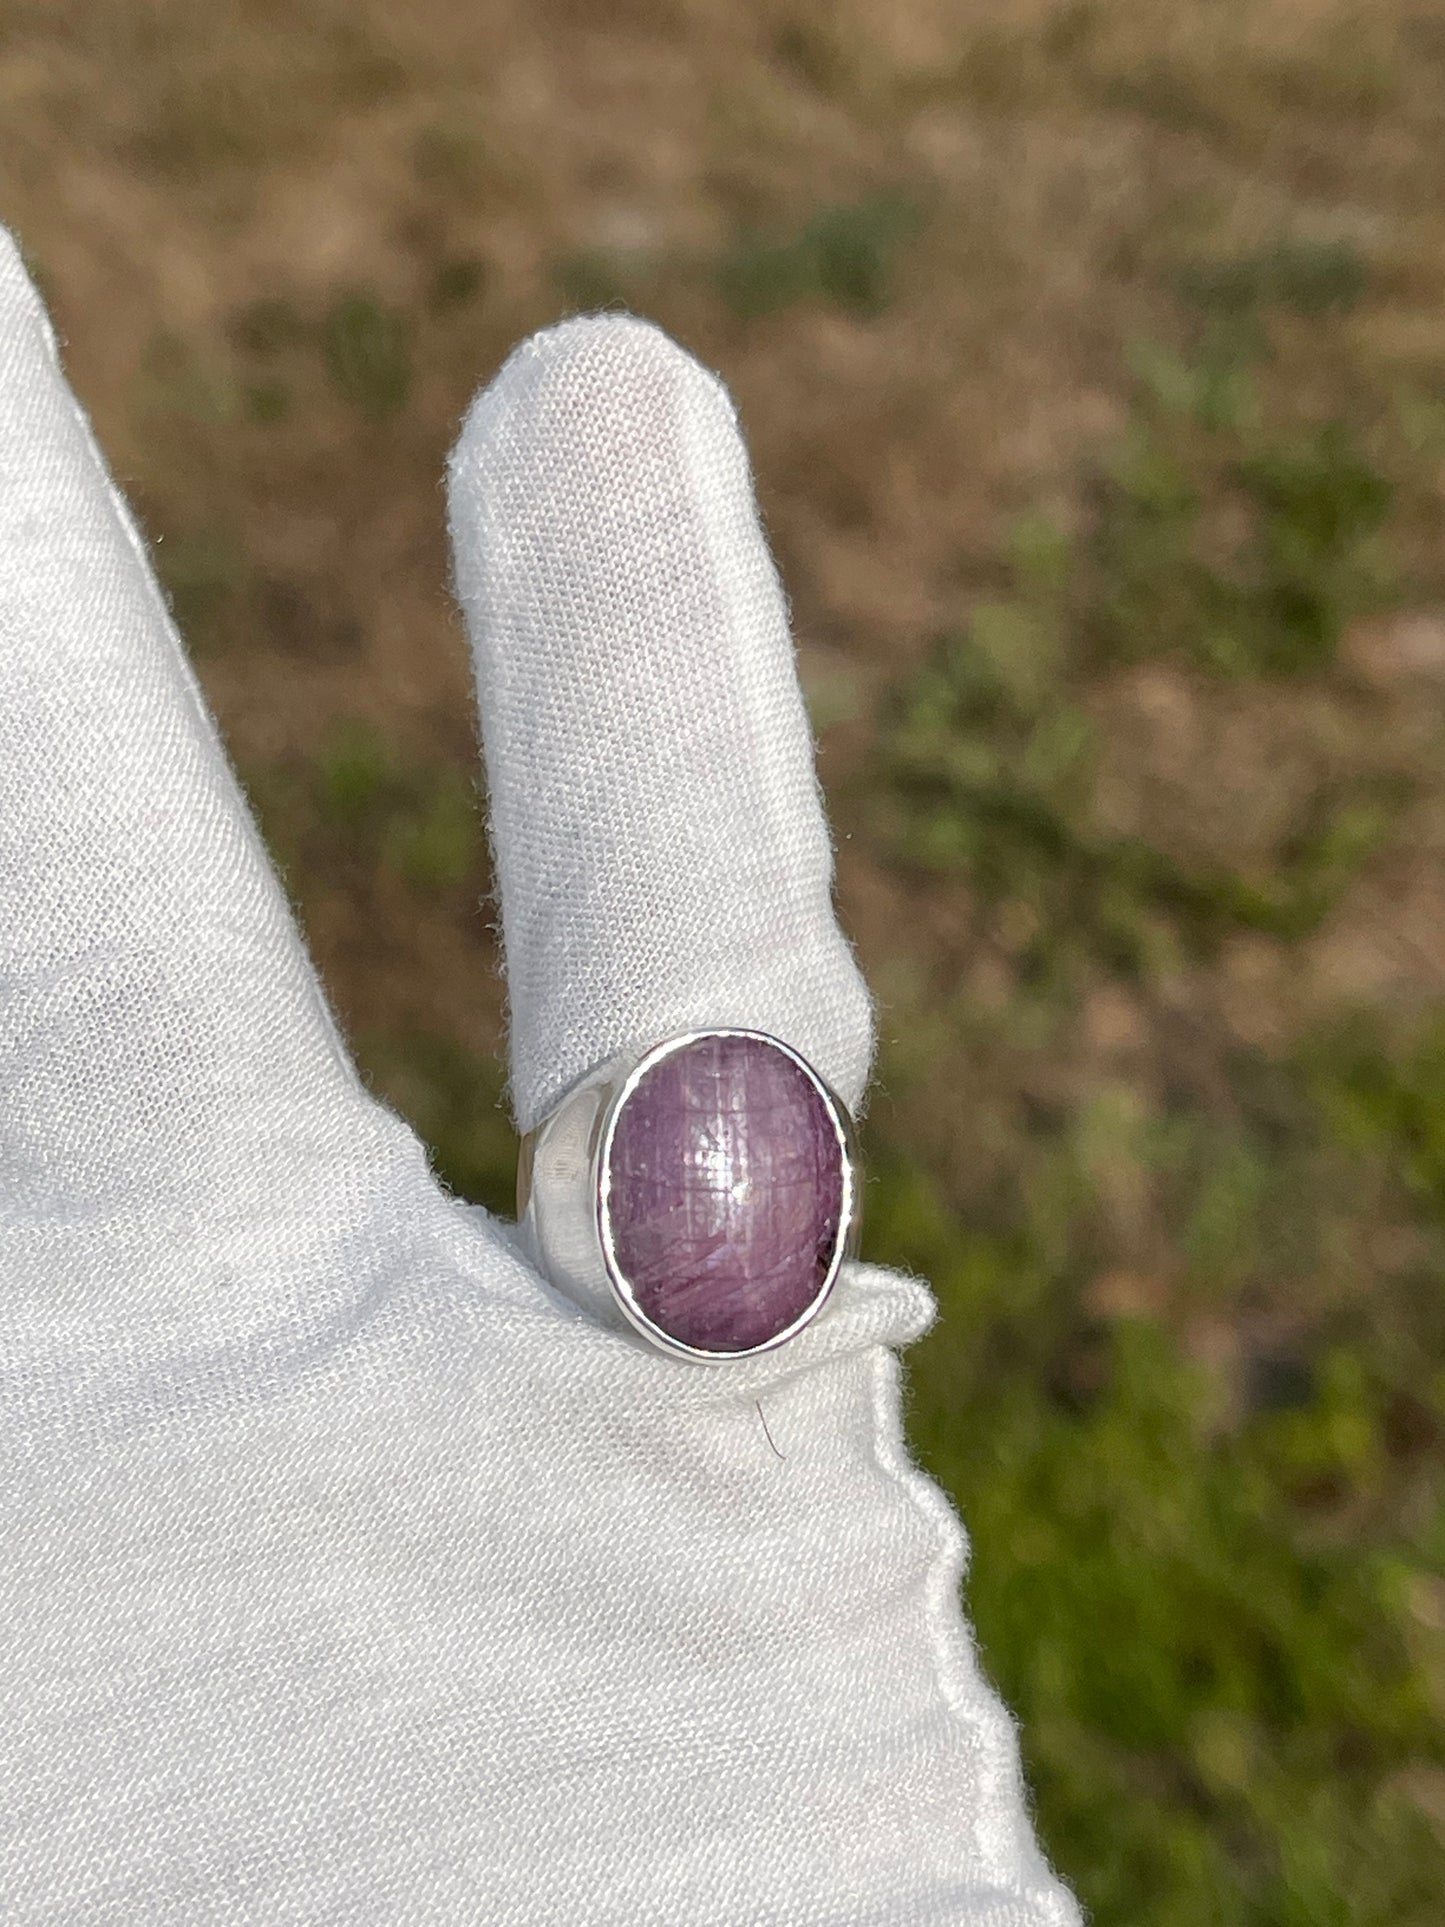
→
(603, 1033, 845, 1353)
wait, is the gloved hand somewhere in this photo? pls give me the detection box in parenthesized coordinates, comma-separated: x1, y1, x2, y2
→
(0, 227, 1081, 1926)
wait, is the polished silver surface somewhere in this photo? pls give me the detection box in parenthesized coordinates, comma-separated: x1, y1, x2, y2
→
(516, 1028, 861, 1363)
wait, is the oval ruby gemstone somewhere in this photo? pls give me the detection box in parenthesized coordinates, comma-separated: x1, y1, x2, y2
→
(603, 1033, 844, 1353)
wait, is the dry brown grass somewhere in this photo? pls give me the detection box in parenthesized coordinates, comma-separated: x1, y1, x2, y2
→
(6, 0, 1442, 1070)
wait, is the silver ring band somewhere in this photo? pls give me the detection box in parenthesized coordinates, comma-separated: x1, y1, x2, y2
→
(517, 1027, 862, 1363)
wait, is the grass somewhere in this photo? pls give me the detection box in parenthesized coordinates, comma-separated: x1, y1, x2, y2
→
(549, 191, 928, 322)
(357, 1028, 516, 1216)
(857, 304, 1445, 1918)
(715, 192, 926, 318)
(5, 1, 1445, 1918)
(865, 995, 1445, 1922)
(1174, 236, 1371, 320)
(321, 291, 414, 419)
(1081, 329, 1397, 681)
(302, 716, 483, 897)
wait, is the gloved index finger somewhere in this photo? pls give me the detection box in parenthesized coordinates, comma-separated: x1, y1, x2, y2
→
(445, 316, 874, 1137)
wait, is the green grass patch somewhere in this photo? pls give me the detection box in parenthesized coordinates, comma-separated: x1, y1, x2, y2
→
(304, 717, 483, 897)
(872, 325, 1411, 981)
(861, 1005, 1445, 1924)
(427, 254, 489, 312)
(1088, 336, 1395, 678)
(859, 307, 1445, 1919)
(356, 1029, 516, 1218)
(321, 291, 413, 420)
(381, 769, 481, 895)
(716, 193, 924, 318)
(877, 613, 1409, 972)
(154, 524, 253, 657)
(1176, 237, 1369, 319)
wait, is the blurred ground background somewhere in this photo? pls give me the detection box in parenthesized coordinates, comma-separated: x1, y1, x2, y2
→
(3, 1, 1445, 1919)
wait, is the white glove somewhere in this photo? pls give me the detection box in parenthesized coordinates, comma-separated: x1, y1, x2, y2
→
(0, 228, 1081, 1927)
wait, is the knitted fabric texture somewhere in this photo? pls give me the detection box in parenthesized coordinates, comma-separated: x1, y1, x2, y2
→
(448, 317, 875, 1135)
(0, 229, 1082, 1926)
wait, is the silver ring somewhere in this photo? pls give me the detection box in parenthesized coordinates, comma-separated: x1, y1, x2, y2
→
(516, 1027, 862, 1363)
